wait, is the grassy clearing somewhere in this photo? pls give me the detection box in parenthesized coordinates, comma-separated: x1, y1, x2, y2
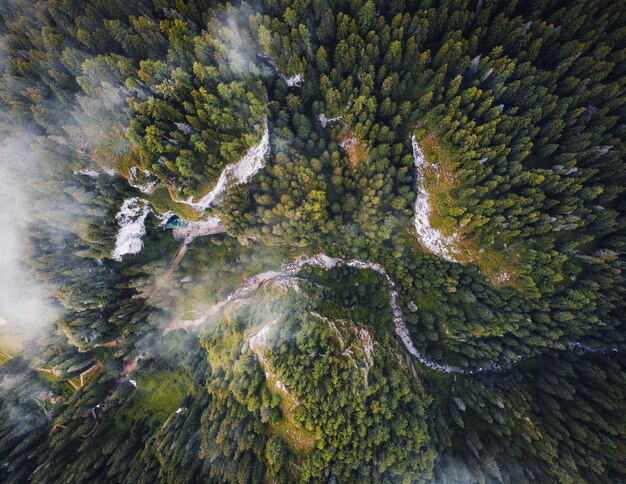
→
(418, 132, 462, 235)
(147, 187, 201, 221)
(339, 128, 369, 167)
(117, 151, 202, 221)
(0, 329, 26, 366)
(415, 131, 522, 289)
(38, 370, 63, 385)
(264, 374, 317, 454)
(267, 415, 317, 453)
(121, 368, 193, 426)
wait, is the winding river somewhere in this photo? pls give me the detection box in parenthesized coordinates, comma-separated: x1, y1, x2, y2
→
(165, 253, 506, 374)
(167, 252, 619, 373)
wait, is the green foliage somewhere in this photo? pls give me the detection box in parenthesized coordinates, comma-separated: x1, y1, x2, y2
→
(0, 0, 624, 482)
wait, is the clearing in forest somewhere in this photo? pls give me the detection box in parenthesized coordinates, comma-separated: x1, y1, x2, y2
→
(121, 368, 193, 425)
(339, 128, 369, 167)
(0, 330, 23, 365)
(413, 131, 521, 288)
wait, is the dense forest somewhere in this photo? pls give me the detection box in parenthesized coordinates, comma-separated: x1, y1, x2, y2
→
(0, 0, 624, 482)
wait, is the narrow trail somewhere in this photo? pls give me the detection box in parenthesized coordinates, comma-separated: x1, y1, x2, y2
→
(144, 242, 189, 304)
(128, 241, 188, 326)
(163, 270, 298, 334)
(136, 219, 228, 318)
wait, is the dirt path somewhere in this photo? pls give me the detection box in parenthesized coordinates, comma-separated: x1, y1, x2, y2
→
(130, 241, 188, 324)
(137, 219, 227, 317)
(144, 242, 188, 303)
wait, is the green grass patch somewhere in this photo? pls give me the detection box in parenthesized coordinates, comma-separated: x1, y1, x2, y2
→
(116, 151, 202, 221)
(0, 351, 11, 366)
(0, 331, 25, 364)
(146, 187, 202, 221)
(267, 415, 317, 454)
(121, 367, 194, 426)
(417, 131, 462, 236)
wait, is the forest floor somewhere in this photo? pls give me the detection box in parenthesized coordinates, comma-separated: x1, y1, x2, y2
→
(267, 415, 317, 453)
(144, 242, 188, 304)
(140, 217, 223, 313)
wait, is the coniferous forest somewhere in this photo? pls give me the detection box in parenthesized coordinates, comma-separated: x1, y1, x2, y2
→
(0, 0, 624, 482)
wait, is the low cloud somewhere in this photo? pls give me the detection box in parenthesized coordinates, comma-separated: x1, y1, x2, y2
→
(0, 136, 59, 341)
(210, 5, 266, 78)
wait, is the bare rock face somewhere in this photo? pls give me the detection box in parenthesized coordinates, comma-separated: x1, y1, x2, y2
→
(411, 135, 459, 262)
